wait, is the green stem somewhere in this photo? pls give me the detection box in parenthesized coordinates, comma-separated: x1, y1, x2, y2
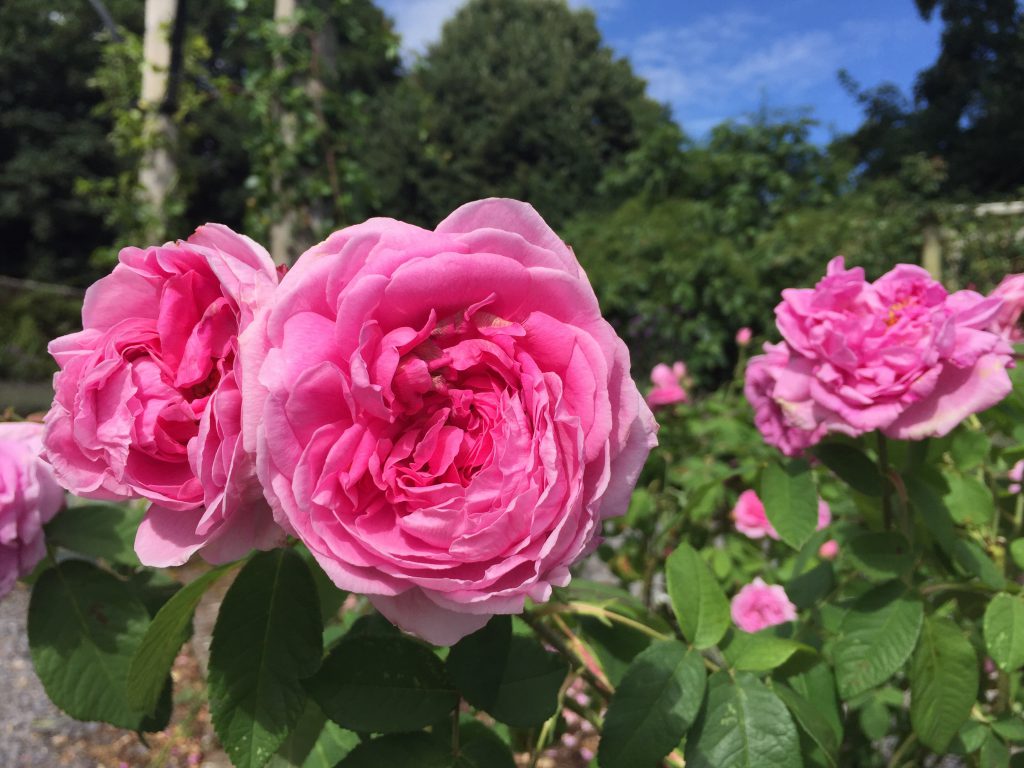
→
(877, 432, 894, 531)
(521, 611, 615, 699)
(887, 732, 917, 768)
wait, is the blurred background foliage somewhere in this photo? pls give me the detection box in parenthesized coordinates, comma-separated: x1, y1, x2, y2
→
(2, 0, 1024, 392)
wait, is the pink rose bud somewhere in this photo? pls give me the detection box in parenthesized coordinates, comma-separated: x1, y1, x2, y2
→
(731, 577, 798, 633)
(646, 361, 688, 408)
(0, 423, 64, 597)
(989, 273, 1024, 343)
(43, 226, 286, 567)
(242, 199, 658, 645)
(1009, 460, 1024, 494)
(732, 490, 830, 540)
(818, 539, 839, 560)
(735, 327, 753, 346)
(747, 257, 1013, 455)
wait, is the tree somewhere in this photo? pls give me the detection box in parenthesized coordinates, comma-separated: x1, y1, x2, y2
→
(0, 0, 142, 283)
(375, 0, 670, 227)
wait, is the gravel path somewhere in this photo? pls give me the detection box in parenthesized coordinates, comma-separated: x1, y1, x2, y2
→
(0, 585, 100, 768)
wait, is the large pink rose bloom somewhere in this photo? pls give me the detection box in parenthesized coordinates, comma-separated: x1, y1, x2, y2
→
(646, 361, 687, 408)
(243, 199, 657, 645)
(44, 225, 283, 566)
(731, 577, 797, 633)
(990, 274, 1024, 343)
(0, 423, 64, 597)
(748, 257, 1013, 454)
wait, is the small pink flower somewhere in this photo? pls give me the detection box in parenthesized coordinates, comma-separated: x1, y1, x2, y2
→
(1009, 460, 1024, 494)
(732, 490, 831, 540)
(580, 747, 595, 762)
(735, 327, 753, 347)
(989, 274, 1024, 343)
(731, 577, 798, 633)
(646, 361, 688, 408)
(818, 539, 839, 560)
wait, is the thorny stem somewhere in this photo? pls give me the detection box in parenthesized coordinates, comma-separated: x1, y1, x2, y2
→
(521, 611, 615, 700)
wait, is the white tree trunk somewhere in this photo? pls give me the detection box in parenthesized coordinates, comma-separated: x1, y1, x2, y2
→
(270, 0, 299, 264)
(139, 0, 178, 241)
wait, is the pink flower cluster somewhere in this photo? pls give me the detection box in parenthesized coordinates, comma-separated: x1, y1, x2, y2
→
(745, 257, 1014, 455)
(0, 423, 64, 597)
(42, 200, 657, 644)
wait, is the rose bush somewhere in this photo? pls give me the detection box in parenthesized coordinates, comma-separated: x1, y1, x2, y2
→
(0, 422, 63, 597)
(43, 225, 283, 566)
(242, 198, 657, 644)
(746, 256, 1014, 454)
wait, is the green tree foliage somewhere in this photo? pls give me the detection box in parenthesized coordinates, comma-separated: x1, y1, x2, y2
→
(373, 0, 671, 227)
(0, 0, 141, 283)
(843, 0, 1024, 195)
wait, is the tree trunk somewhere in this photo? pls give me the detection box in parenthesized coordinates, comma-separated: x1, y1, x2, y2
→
(270, 0, 299, 264)
(139, 0, 179, 242)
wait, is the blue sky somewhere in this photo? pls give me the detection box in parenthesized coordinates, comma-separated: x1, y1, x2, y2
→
(376, 0, 943, 141)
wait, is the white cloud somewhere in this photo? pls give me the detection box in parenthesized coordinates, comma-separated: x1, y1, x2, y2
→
(624, 12, 922, 136)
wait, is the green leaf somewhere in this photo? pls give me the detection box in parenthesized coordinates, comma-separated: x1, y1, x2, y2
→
(858, 697, 890, 741)
(950, 429, 991, 471)
(128, 564, 233, 716)
(786, 561, 834, 609)
(665, 542, 730, 649)
(778, 662, 842, 742)
(598, 640, 706, 768)
(844, 532, 913, 582)
(760, 459, 818, 549)
(953, 539, 1006, 589)
(910, 616, 978, 752)
(270, 699, 358, 768)
(991, 715, 1024, 742)
(685, 672, 801, 768)
(578, 616, 651, 687)
(44, 503, 145, 566)
(1010, 539, 1024, 570)
(209, 550, 324, 768)
(28, 560, 152, 728)
(904, 473, 957, 554)
(833, 581, 924, 700)
(774, 683, 839, 767)
(723, 631, 816, 673)
(308, 633, 458, 733)
(457, 720, 516, 768)
(944, 472, 995, 526)
(446, 617, 567, 728)
(984, 593, 1024, 672)
(336, 733, 451, 768)
(981, 732, 1011, 768)
(813, 443, 883, 496)
(953, 719, 988, 754)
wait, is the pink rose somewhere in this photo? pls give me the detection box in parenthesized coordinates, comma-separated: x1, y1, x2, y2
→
(243, 198, 657, 645)
(731, 489, 830, 540)
(990, 274, 1024, 343)
(646, 361, 687, 408)
(735, 327, 753, 347)
(818, 539, 839, 560)
(0, 422, 64, 597)
(43, 225, 284, 566)
(731, 577, 798, 633)
(748, 257, 1013, 454)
